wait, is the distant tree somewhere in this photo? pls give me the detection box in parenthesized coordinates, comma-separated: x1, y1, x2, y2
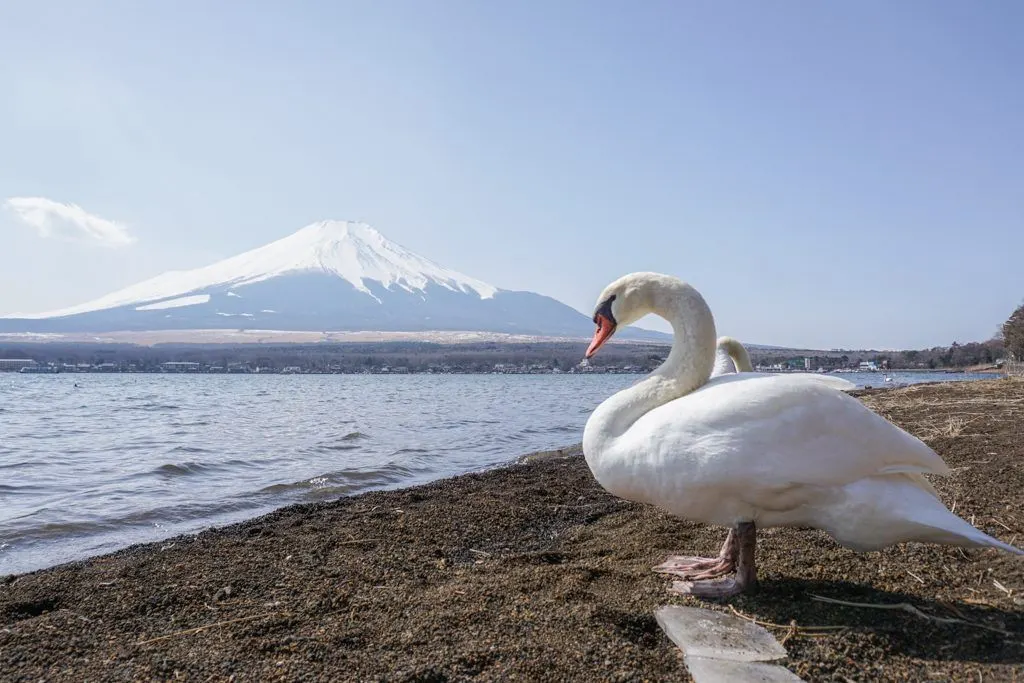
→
(1004, 302, 1024, 360)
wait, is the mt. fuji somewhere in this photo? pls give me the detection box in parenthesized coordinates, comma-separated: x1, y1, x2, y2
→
(0, 221, 665, 340)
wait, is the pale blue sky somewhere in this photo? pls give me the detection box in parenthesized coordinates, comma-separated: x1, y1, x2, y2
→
(1, 1, 1021, 349)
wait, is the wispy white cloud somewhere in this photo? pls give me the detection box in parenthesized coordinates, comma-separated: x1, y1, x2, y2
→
(4, 197, 135, 247)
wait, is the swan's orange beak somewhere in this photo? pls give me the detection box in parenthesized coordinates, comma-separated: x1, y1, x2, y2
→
(586, 314, 616, 358)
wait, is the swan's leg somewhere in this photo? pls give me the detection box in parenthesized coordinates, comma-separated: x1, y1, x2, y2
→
(653, 529, 737, 579)
(669, 522, 757, 598)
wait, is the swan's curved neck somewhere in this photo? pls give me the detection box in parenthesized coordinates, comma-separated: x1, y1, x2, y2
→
(584, 282, 717, 451)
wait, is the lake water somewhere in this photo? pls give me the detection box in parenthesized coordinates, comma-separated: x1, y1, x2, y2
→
(0, 370, 997, 575)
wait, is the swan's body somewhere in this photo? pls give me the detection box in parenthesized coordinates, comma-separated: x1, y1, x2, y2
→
(582, 272, 1021, 597)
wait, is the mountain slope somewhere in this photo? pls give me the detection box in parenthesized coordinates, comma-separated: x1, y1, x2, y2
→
(0, 221, 667, 340)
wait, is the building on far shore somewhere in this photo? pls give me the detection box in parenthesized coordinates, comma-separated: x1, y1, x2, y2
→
(0, 358, 37, 372)
(160, 361, 201, 373)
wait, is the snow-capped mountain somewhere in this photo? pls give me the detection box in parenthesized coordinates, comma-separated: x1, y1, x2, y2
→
(0, 220, 666, 340)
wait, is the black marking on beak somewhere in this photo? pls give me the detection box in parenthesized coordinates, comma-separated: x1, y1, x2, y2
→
(593, 295, 617, 326)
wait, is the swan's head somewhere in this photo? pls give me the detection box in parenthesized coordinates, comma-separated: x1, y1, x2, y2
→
(585, 272, 665, 358)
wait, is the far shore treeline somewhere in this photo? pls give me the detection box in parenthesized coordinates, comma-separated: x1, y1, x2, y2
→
(0, 338, 1011, 375)
(1, 300, 1021, 375)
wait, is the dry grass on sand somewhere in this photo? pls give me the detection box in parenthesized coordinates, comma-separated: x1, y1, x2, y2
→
(2, 379, 1023, 681)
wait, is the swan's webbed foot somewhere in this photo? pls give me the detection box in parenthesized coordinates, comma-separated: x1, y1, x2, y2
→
(654, 555, 735, 579)
(663, 522, 757, 599)
(670, 576, 747, 598)
(653, 529, 736, 580)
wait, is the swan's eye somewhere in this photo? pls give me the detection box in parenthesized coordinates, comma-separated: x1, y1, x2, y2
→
(594, 295, 617, 326)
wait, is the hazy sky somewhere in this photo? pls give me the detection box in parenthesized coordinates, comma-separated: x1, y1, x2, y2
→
(2, 1, 1022, 349)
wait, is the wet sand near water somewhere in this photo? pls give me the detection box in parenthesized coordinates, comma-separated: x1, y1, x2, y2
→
(2, 379, 1022, 681)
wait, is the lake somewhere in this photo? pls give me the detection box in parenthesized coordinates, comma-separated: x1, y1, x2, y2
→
(0, 370, 997, 575)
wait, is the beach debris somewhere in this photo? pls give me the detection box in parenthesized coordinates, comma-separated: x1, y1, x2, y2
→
(906, 570, 926, 584)
(809, 594, 1014, 636)
(724, 606, 847, 638)
(654, 605, 805, 682)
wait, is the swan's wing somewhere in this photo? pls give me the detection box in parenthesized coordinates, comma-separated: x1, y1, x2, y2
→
(707, 370, 856, 391)
(797, 373, 857, 391)
(626, 373, 947, 494)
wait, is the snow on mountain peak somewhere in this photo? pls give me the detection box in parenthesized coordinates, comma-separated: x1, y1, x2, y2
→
(4, 221, 498, 319)
(285, 220, 498, 300)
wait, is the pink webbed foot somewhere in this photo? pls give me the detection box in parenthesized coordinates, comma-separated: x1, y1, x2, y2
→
(661, 522, 757, 600)
(669, 576, 747, 598)
(652, 528, 737, 580)
(653, 555, 735, 580)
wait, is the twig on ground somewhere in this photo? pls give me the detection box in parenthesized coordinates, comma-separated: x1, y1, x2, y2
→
(137, 612, 283, 645)
(727, 605, 847, 637)
(337, 538, 380, 546)
(809, 595, 1012, 636)
(991, 518, 1013, 532)
(779, 620, 799, 646)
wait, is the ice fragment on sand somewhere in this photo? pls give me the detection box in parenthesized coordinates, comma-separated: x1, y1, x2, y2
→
(685, 656, 804, 683)
(654, 605, 788, 663)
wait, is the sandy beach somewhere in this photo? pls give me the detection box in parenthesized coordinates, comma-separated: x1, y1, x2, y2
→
(2, 379, 1022, 681)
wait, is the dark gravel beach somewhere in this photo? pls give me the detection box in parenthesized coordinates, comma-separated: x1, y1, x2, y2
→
(2, 379, 1022, 681)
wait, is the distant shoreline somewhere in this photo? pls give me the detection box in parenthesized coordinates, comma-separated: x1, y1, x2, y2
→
(3, 366, 1006, 377)
(1, 333, 1009, 377)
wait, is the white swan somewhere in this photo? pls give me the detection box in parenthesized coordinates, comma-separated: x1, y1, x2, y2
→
(582, 272, 1022, 598)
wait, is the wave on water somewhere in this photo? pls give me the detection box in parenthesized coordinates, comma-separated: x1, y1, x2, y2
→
(259, 463, 417, 499)
(125, 402, 182, 411)
(313, 431, 371, 452)
(151, 457, 260, 478)
(317, 443, 361, 452)
(7, 519, 118, 541)
(123, 393, 159, 403)
(0, 459, 35, 471)
(5, 499, 266, 550)
(155, 461, 224, 477)
(168, 445, 212, 454)
(519, 424, 578, 435)
(0, 483, 47, 495)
